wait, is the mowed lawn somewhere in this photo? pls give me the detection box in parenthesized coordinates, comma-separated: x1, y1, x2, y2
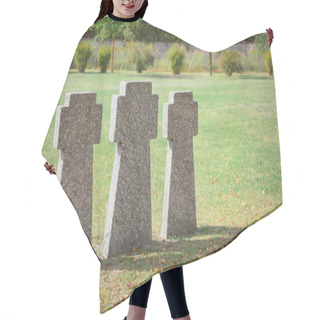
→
(42, 69, 282, 312)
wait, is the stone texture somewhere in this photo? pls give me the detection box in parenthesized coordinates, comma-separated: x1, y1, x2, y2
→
(102, 82, 158, 259)
(161, 91, 198, 239)
(53, 92, 103, 241)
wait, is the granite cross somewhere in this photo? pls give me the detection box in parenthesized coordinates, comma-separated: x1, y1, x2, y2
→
(161, 91, 198, 239)
(102, 81, 158, 259)
(53, 92, 103, 241)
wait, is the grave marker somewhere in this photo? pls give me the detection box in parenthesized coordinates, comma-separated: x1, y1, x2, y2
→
(102, 82, 158, 259)
(161, 91, 198, 239)
(54, 92, 103, 240)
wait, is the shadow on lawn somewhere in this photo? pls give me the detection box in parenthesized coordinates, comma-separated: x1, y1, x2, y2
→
(236, 74, 274, 80)
(101, 224, 244, 271)
(125, 73, 200, 79)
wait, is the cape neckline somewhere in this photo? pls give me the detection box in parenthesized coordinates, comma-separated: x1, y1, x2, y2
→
(108, 12, 140, 22)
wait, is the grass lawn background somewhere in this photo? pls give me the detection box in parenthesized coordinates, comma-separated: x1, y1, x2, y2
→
(41, 70, 282, 313)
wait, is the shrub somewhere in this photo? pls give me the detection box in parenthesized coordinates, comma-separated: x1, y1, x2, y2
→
(127, 40, 154, 73)
(97, 45, 111, 73)
(167, 43, 186, 74)
(219, 49, 243, 76)
(75, 41, 93, 73)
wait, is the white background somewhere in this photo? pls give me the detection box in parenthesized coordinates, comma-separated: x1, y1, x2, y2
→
(1, 0, 319, 319)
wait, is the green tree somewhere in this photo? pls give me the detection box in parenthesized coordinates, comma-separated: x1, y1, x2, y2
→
(167, 43, 186, 74)
(89, 18, 185, 43)
(254, 33, 273, 76)
(122, 21, 179, 43)
(87, 17, 192, 73)
(87, 18, 191, 73)
(92, 19, 126, 73)
(75, 41, 93, 73)
(219, 49, 242, 76)
(97, 45, 111, 72)
(254, 33, 269, 56)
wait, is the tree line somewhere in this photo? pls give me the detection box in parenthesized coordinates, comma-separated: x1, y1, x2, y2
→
(75, 19, 272, 76)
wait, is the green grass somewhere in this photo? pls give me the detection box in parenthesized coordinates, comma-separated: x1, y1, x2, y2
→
(41, 69, 282, 313)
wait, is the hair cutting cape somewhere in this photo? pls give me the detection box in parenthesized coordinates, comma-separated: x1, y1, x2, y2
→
(41, 14, 282, 314)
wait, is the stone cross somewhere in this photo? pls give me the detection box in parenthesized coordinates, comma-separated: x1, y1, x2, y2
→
(53, 92, 103, 241)
(102, 82, 158, 259)
(161, 91, 198, 239)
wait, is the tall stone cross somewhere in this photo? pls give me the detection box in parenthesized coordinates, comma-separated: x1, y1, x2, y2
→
(161, 91, 198, 239)
(53, 92, 103, 241)
(102, 82, 158, 259)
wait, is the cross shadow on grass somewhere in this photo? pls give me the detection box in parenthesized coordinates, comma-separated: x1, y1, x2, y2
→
(101, 225, 244, 271)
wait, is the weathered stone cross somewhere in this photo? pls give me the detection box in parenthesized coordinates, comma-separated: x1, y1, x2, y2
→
(161, 91, 198, 239)
(53, 92, 103, 241)
(102, 82, 158, 259)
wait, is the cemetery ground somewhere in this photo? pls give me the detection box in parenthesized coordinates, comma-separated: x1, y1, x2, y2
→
(42, 70, 282, 312)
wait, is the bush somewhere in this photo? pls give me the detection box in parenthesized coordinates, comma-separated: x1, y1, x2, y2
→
(219, 49, 243, 76)
(127, 40, 154, 73)
(75, 41, 93, 73)
(97, 45, 111, 73)
(167, 43, 186, 74)
(264, 49, 273, 76)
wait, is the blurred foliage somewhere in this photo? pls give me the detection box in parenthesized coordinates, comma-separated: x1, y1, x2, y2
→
(167, 43, 186, 74)
(126, 40, 154, 73)
(75, 41, 93, 73)
(219, 49, 243, 76)
(254, 33, 273, 76)
(264, 49, 273, 76)
(97, 45, 112, 72)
